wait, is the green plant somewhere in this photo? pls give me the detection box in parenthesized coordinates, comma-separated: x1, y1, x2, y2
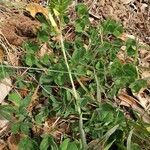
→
(0, 1, 150, 150)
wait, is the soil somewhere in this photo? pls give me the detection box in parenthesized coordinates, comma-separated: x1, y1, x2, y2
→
(0, 0, 149, 46)
(83, 0, 150, 44)
(0, 3, 40, 46)
(0, 0, 149, 150)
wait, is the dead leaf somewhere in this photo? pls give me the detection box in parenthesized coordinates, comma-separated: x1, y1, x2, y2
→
(0, 46, 5, 63)
(0, 120, 9, 138)
(7, 134, 25, 150)
(120, 0, 134, 4)
(0, 117, 9, 129)
(140, 53, 150, 68)
(116, 46, 133, 64)
(19, 88, 29, 97)
(0, 78, 12, 134)
(141, 71, 150, 86)
(99, 0, 105, 6)
(119, 33, 147, 46)
(79, 76, 91, 82)
(133, 88, 150, 112)
(0, 78, 12, 104)
(43, 117, 70, 140)
(119, 33, 136, 41)
(7, 51, 19, 66)
(0, 140, 7, 150)
(118, 92, 140, 107)
(38, 43, 53, 58)
(118, 92, 150, 123)
(139, 48, 148, 59)
(26, 3, 49, 18)
(140, 3, 148, 12)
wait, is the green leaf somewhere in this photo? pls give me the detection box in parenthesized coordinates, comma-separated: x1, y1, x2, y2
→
(8, 92, 22, 107)
(126, 39, 137, 56)
(40, 54, 51, 66)
(126, 45, 136, 57)
(40, 74, 53, 84)
(88, 27, 100, 45)
(11, 122, 20, 134)
(19, 93, 32, 113)
(20, 96, 31, 108)
(96, 60, 104, 71)
(131, 144, 141, 150)
(76, 3, 88, 16)
(75, 20, 85, 32)
(49, 0, 71, 15)
(25, 54, 38, 66)
(98, 41, 111, 55)
(60, 138, 70, 150)
(0, 66, 14, 80)
(102, 20, 123, 37)
(104, 139, 116, 150)
(109, 84, 119, 97)
(40, 135, 50, 150)
(110, 59, 124, 78)
(127, 129, 134, 150)
(72, 38, 86, 63)
(23, 42, 39, 53)
(19, 137, 37, 150)
(109, 39, 123, 60)
(63, 15, 70, 24)
(35, 112, 44, 124)
(113, 25, 123, 37)
(49, 136, 59, 150)
(75, 4, 89, 33)
(109, 77, 128, 97)
(75, 16, 89, 33)
(123, 64, 138, 81)
(35, 107, 49, 124)
(103, 124, 119, 142)
(38, 30, 49, 42)
(129, 79, 147, 93)
(54, 73, 66, 85)
(0, 105, 15, 120)
(67, 142, 79, 150)
(40, 135, 58, 150)
(20, 122, 32, 135)
(99, 103, 115, 122)
(100, 103, 115, 112)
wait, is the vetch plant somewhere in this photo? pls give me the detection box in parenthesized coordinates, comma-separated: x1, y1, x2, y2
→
(0, 1, 150, 150)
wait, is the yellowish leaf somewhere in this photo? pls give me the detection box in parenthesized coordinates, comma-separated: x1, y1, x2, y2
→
(26, 3, 49, 18)
(25, 3, 59, 33)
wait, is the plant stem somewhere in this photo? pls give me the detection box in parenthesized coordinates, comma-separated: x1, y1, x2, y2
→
(48, 8, 87, 149)
(59, 33, 77, 99)
(59, 25, 88, 150)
